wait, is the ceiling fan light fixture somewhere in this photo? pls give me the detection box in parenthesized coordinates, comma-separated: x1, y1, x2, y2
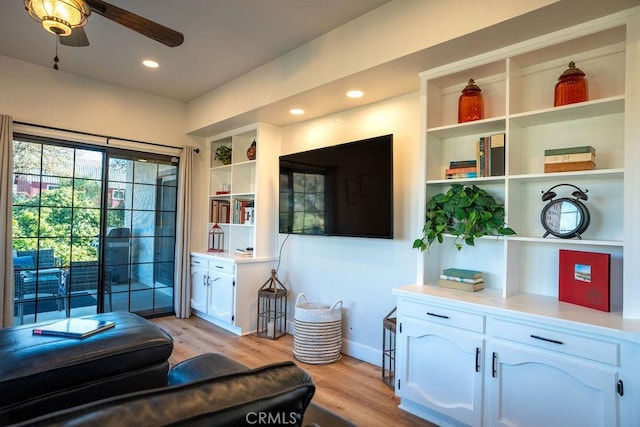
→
(24, 0, 91, 36)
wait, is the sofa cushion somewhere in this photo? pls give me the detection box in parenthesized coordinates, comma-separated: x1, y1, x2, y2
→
(168, 353, 250, 385)
(18, 361, 315, 427)
(0, 312, 173, 424)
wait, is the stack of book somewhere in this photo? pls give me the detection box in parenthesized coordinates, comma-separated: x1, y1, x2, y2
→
(235, 247, 254, 257)
(210, 199, 230, 223)
(544, 145, 596, 173)
(445, 160, 477, 179)
(438, 268, 484, 292)
(476, 133, 505, 177)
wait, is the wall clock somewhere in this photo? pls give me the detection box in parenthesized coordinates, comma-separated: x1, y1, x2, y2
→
(541, 183, 590, 239)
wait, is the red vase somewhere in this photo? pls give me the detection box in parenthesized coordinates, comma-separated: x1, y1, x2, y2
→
(554, 61, 588, 107)
(458, 79, 484, 123)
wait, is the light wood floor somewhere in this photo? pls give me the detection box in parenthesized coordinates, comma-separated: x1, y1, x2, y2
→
(152, 315, 435, 427)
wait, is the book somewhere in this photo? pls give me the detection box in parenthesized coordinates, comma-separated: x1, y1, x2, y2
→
(489, 133, 505, 176)
(544, 152, 595, 164)
(544, 161, 595, 173)
(445, 166, 477, 175)
(558, 249, 610, 312)
(441, 268, 483, 279)
(449, 160, 477, 168)
(235, 247, 254, 256)
(33, 318, 115, 339)
(438, 279, 484, 292)
(544, 146, 595, 156)
(477, 138, 487, 177)
(446, 171, 478, 179)
(480, 136, 491, 176)
(439, 274, 484, 284)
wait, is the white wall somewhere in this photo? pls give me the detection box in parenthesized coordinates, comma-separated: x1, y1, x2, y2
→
(0, 54, 208, 274)
(0, 55, 190, 147)
(277, 91, 420, 364)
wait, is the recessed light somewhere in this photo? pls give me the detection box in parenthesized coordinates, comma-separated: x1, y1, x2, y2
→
(346, 90, 364, 98)
(142, 59, 159, 68)
(289, 108, 305, 115)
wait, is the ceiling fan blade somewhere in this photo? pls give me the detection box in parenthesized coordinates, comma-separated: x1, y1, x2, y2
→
(59, 27, 90, 47)
(84, 0, 184, 47)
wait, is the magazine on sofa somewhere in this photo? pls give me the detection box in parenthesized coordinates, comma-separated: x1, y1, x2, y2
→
(33, 318, 115, 339)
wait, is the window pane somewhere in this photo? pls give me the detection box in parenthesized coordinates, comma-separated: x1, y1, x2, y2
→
(72, 208, 100, 238)
(134, 161, 158, 184)
(108, 158, 132, 183)
(13, 141, 42, 174)
(14, 174, 42, 204)
(74, 150, 103, 179)
(42, 145, 74, 177)
(107, 207, 130, 229)
(39, 207, 72, 237)
(74, 178, 102, 208)
(132, 184, 156, 210)
(131, 210, 155, 236)
(12, 207, 39, 238)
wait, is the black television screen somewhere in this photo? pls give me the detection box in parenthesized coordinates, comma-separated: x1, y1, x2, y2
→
(279, 134, 393, 239)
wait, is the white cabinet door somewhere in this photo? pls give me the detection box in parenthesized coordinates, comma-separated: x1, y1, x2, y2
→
(190, 264, 209, 314)
(397, 316, 485, 426)
(489, 341, 618, 427)
(208, 272, 235, 324)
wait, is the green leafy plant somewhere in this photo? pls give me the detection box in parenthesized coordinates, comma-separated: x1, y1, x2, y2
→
(413, 183, 516, 251)
(214, 145, 232, 165)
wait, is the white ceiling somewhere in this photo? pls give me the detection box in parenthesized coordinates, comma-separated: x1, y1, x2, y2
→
(1, 0, 639, 134)
(0, 0, 390, 102)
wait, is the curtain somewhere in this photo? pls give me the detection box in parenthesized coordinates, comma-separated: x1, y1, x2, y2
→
(0, 115, 14, 327)
(174, 145, 195, 318)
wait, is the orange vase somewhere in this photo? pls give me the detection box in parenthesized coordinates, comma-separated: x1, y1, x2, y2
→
(458, 79, 484, 123)
(554, 61, 588, 107)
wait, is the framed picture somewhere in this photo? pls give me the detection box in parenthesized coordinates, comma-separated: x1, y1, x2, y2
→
(558, 249, 610, 312)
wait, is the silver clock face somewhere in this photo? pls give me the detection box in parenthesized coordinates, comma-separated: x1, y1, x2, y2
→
(544, 200, 582, 233)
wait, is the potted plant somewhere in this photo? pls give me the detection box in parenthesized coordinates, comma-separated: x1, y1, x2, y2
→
(413, 183, 516, 251)
(214, 145, 232, 165)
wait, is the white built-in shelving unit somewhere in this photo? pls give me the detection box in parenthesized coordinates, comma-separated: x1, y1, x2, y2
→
(416, 8, 639, 321)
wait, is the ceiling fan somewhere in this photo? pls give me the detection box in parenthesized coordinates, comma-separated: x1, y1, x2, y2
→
(24, 0, 184, 48)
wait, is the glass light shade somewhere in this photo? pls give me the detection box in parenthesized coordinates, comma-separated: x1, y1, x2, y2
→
(24, 0, 90, 36)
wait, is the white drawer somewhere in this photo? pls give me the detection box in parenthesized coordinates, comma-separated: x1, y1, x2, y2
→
(190, 256, 235, 275)
(207, 259, 234, 275)
(190, 256, 208, 268)
(400, 299, 485, 333)
(491, 318, 619, 366)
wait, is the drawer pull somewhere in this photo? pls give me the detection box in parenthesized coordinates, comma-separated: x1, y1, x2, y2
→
(426, 312, 450, 319)
(492, 352, 497, 378)
(531, 334, 564, 345)
(214, 265, 225, 269)
(193, 260, 201, 264)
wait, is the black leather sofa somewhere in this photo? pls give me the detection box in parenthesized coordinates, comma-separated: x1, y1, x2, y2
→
(15, 353, 316, 427)
(0, 312, 319, 427)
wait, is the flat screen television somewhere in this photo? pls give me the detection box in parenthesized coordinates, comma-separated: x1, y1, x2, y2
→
(279, 134, 393, 239)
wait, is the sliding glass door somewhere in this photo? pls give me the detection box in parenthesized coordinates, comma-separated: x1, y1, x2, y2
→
(12, 136, 177, 325)
(104, 154, 177, 317)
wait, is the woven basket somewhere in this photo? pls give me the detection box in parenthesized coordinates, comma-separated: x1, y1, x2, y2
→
(293, 294, 343, 364)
